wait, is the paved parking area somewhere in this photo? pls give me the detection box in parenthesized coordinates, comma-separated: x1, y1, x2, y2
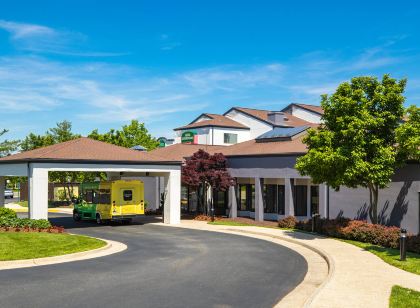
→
(0, 214, 308, 308)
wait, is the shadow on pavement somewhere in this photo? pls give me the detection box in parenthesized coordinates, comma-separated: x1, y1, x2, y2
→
(48, 214, 163, 230)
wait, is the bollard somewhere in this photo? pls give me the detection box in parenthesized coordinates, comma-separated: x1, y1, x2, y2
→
(400, 229, 407, 261)
(210, 205, 215, 222)
(311, 213, 319, 233)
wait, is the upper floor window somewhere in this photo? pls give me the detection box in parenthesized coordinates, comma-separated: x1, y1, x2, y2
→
(224, 133, 238, 144)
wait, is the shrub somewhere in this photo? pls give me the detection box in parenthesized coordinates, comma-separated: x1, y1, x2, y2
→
(294, 218, 419, 254)
(0, 216, 53, 231)
(0, 207, 17, 219)
(407, 235, 420, 254)
(278, 216, 298, 228)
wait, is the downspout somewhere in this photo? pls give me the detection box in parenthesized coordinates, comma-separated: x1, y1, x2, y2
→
(27, 162, 30, 216)
(327, 184, 330, 219)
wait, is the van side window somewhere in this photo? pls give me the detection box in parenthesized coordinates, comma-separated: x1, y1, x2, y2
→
(123, 190, 133, 201)
(99, 189, 111, 204)
(85, 190, 93, 203)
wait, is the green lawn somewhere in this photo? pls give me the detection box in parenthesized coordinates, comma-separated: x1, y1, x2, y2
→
(0, 232, 106, 261)
(342, 239, 420, 275)
(208, 220, 255, 226)
(16, 201, 28, 207)
(389, 286, 420, 308)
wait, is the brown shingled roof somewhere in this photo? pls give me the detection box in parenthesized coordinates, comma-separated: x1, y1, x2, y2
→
(174, 113, 249, 131)
(282, 103, 324, 115)
(220, 135, 308, 157)
(149, 143, 227, 161)
(226, 107, 312, 127)
(0, 137, 180, 164)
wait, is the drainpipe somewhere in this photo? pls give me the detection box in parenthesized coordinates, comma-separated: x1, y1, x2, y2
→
(327, 185, 330, 220)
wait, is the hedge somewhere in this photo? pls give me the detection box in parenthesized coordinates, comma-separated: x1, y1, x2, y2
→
(278, 216, 420, 254)
(0, 207, 18, 219)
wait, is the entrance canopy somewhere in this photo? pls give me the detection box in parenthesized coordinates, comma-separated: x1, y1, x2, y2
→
(0, 138, 182, 224)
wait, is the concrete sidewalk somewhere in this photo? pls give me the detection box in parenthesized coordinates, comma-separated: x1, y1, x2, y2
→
(168, 220, 420, 308)
(6, 203, 73, 214)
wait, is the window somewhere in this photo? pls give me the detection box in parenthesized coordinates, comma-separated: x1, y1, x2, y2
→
(263, 185, 285, 214)
(294, 185, 307, 216)
(99, 189, 111, 204)
(310, 186, 319, 215)
(85, 190, 99, 204)
(237, 184, 255, 211)
(123, 190, 133, 201)
(224, 133, 238, 144)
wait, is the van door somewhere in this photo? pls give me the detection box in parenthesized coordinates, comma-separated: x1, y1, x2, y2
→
(119, 188, 136, 215)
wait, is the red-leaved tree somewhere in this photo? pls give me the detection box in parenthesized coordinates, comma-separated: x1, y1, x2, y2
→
(182, 150, 235, 215)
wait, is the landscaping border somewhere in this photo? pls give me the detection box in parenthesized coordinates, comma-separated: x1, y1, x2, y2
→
(0, 236, 127, 270)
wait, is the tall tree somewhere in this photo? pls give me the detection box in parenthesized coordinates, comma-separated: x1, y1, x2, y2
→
(88, 120, 159, 150)
(296, 75, 406, 224)
(182, 150, 235, 215)
(0, 129, 19, 157)
(396, 105, 420, 162)
(20, 121, 99, 201)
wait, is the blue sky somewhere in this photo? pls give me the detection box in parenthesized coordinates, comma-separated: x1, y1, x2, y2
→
(0, 0, 420, 140)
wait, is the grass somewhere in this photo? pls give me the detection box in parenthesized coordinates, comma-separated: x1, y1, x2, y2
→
(342, 239, 420, 275)
(389, 285, 420, 308)
(16, 201, 28, 207)
(0, 232, 106, 261)
(208, 220, 255, 226)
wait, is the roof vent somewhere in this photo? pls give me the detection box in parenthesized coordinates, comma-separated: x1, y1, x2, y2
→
(131, 145, 147, 151)
(267, 111, 289, 126)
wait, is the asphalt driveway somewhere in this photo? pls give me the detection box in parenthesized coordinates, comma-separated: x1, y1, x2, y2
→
(0, 214, 308, 308)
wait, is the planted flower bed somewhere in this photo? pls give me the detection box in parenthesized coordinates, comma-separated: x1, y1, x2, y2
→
(0, 207, 64, 233)
(278, 216, 420, 254)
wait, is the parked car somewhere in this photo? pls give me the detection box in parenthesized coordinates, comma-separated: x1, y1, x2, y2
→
(4, 190, 14, 199)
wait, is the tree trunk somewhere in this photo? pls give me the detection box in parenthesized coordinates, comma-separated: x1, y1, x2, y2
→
(368, 184, 379, 224)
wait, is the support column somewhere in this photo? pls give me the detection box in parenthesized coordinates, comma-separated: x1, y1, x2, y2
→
(307, 180, 311, 218)
(163, 170, 181, 224)
(254, 177, 264, 221)
(0, 176, 5, 208)
(28, 166, 48, 219)
(285, 178, 295, 216)
(318, 184, 328, 218)
(228, 185, 237, 218)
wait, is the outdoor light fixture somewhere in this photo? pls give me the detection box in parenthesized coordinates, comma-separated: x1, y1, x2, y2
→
(311, 213, 320, 233)
(400, 228, 407, 261)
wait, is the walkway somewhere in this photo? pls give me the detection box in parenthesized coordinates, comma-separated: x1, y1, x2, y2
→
(168, 220, 420, 308)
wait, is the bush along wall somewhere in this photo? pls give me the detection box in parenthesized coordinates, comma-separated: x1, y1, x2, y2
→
(0, 209, 64, 233)
(278, 216, 420, 254)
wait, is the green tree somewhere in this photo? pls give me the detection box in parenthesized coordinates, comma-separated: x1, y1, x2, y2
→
(88, 120, 159, 150)
(20, 121, 100, 201)
(396, 105, 420, 162)
(0, 129, 19, 157)
(296, 75, 406, 224)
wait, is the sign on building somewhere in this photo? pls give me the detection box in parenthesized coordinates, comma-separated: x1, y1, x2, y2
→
(181, 131, 196, 144)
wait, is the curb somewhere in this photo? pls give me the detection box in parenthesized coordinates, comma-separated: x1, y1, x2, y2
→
(0, 235, 127, 270)
(224, 228, 335, 307)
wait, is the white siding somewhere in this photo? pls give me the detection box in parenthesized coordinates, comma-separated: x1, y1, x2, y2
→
(225, 110, 272, 139)
(290, 106, 322, 123)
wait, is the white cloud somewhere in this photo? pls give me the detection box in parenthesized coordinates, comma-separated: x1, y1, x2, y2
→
(0, 20, 126, 57)
(0, 20, 55, 38)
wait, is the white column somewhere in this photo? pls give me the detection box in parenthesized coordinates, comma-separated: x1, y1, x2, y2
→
(0, 176, 5, 208)
(28, 165, 49, 219)
(163, 170, 181, 224)
(318, 184, 328, 218)
(254, 177, 264, 221)
(285, 178, 295, 216)
(228, 185, 237, 218)
(307, 181, 311, 218)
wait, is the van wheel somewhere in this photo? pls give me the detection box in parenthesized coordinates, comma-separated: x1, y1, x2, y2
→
(96, 214, 102, 225)
(73, 211, 81, 221)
